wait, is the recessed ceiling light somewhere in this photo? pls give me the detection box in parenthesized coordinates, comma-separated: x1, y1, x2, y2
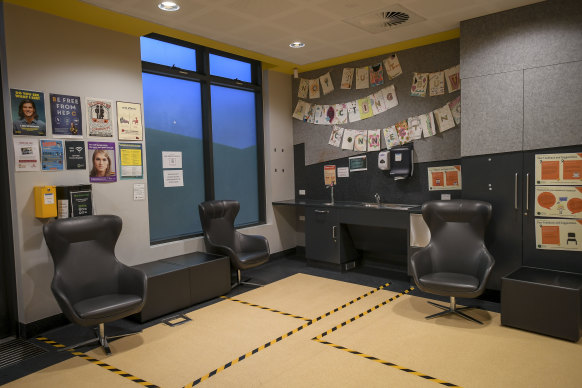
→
(289, 41, 305, 48)
(158, 1, 180, 11)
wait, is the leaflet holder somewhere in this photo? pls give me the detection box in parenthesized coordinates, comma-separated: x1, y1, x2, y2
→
(56, 184, 93, 218)
(389, 145, 413, 180)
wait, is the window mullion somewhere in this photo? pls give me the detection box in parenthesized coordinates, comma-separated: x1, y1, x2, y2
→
(200, 48, 214, 201)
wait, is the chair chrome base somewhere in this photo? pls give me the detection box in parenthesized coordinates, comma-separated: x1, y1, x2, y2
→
(425, 296, 483, 324)
(231, 269, 264, 289)
(59, 323, 141, 355)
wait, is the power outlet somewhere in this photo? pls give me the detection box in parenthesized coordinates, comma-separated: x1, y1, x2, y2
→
(299, 189, 306, 195)
(441, 194, 451, 200)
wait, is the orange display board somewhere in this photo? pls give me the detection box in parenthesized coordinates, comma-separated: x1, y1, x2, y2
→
(536, 219, 582, 251)
(536, 153, 582, 185)
(428, 165, 462, 191)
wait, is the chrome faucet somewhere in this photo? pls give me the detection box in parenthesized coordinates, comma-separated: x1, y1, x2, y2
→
(374, 193, 381, 204)
(327, 185, 335, 205)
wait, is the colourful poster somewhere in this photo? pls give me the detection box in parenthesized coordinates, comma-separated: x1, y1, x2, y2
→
(428, 165, 462, 191)
(369, 63, 384, 87)
(119, 142, 143, 179)
(88, 141, 117, 182)
(117, 101, 143, 140)
(86, 97, 113, 137)
(535, 218, 582, 251)
(535, 186, 582, 218)
(40, 139, 64, 172)
(535, 153, 582, 185)
(324, 165, 336, 186)
(65, 140, 86, 170)
(50, 93, 82, 137)
(11, 89, 46, 136)
(13, 139, 40, 171)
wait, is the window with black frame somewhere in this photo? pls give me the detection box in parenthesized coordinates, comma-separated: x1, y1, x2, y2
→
(140, 35, 265, 244)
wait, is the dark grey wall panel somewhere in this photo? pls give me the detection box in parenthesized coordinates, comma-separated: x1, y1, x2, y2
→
(461, 71, 524, 157)
(460, 0, 582, 79)
(293, 39, 461, 166)
(524, 61, 582, 150)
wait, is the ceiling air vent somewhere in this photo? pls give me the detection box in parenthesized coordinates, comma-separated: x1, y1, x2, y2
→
(344, 4, 425, 34)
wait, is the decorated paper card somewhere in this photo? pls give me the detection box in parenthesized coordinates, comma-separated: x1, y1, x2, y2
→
(407, 116, 423, 140)
(341, 68, 355, 89)
(448, 96, 461, 125)
(384, 54, 402, 79)
(353, 130, 368, 152)
(356, 66, 370, 89)
(369, 63, 384, 87)
(370, 91, 387, 115)
(292, 100, 310, 120)
(535, 153, 582, 185)
(333, 103, 348, 124)
(347, 101, 361, 122)
(86, 97, 113, 137)
(309, 79, 320, 99)
(395, 120, 411, 144)
(535, 219, 582, 251)
(383, 126, 400, 149)
(357, 97, 373, 120)
(11, 89, 47, 136)
(428, 165, 462, 191)
(445, 65, 461, 92)
(434, 103, 455, 132)
(320, 72, 334, 95)
(410, 73, 428, 97)
(419, 112, 437, 138)
(305, 104, 315, 123)
(324, 105, 336, 125)
(429, 72, 445, 96)
(312, 105, 327, 125)
(535, 186, 582, 218)
(329, 126, 344, 147)
(342, 129, 355, 150)
(367, 129, 381, 151)
(381, 84, 398, 109)
(298, 78, 309, 99)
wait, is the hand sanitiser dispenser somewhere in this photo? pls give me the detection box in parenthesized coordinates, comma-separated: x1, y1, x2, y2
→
(378, 151, 390, 170)
(389, 145, 413, 180)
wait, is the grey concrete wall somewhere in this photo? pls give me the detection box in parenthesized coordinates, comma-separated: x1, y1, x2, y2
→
(460, 0, 582, 156)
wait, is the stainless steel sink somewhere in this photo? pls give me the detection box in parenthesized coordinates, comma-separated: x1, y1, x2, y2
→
(359, 202, 418, 210)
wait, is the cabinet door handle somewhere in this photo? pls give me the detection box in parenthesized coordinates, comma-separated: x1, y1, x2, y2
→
(525, 173, 530, 213)
(514, 173, 518, 210)
(332, 225, 337, 242)
(314, 209, 329, 214)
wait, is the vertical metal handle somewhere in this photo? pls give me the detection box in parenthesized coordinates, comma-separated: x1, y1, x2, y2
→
(525, 173, 530, 214)
(514, 173, 518, 210)
(332, 226, 337, 242)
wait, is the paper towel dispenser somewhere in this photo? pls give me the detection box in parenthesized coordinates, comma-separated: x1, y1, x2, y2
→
(389, 145, 413, 180)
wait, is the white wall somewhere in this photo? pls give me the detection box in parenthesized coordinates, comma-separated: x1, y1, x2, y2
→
(1, 4, 296, 324)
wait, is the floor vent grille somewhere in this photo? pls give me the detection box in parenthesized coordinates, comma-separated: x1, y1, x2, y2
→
(0, 338, 48, 369)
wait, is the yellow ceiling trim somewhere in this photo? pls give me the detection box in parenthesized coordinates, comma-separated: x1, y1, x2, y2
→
(4, 0, 459, 75)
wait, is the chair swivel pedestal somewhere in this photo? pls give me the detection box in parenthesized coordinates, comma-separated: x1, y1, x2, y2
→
(62, 323, 141, 355)
(426, 296, 483, 325)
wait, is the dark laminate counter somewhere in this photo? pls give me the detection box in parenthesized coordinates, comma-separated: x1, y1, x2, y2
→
(272, 199, 421, 212)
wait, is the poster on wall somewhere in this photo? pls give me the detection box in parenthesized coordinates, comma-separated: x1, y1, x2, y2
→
(65, 140, 86, 170)
(324, 165, 336, 186)
(535, 153, 582, 185)
(86, 97, 113, 137)
(535, 186, 582, 218)
(535, 218, 582, 251)
(13, 139, 40, 171)
(119, 142, 143, 179)
(116, 101, 143, 140)
(428, 165, 462, 191)
(40, 139, 64, 172)
(50, 93, 82, 137)
(10, 89, 46, 136)
(88, 141, 117, 182)
(71, 190, 93, 217)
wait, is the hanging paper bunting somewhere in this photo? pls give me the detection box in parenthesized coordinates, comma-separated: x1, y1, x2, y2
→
(292, 100, 310, 120)
(325, 105, 336, 124)
(341, 68, 354, 89)
(353, 130, 368, 151)
(383, 126, 400, 149)
(333, 103, 349, 124)
(419, 112, 437, 138)
(411, 72, 428, 97)
(395, 120, 411, 144)
(356, 66, 369, 89)
(370, 91, 387, 116)
(347, 101, 361, 122)
(448, 96, 461, 125)
(312, 105, 326, 125)
(367, 129, 381, 151)
(309, 79, 320, 99)
(298, 78, 309, 99)
(384, 54, 403, 79)
(434, 103, 455, 132)
(329, 125, 343, 147)
(381, 84, 398, 109)
(407, 116, 423, 140)
(342, 129, 356, 150)
(320, 72, 334, 95)
(369, 63, 384, 87)
(429, 71, 445, 96)
(357, 97, 374, 120)
(444, 65, 461, 93)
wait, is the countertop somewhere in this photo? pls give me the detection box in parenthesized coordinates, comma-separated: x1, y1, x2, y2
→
(272, 199, 421, 212)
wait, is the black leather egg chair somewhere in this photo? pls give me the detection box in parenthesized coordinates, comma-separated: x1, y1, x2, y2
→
(410, 200, 494, 324)
(43, 215, 147, 355)
(199, 200, 270, 288)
